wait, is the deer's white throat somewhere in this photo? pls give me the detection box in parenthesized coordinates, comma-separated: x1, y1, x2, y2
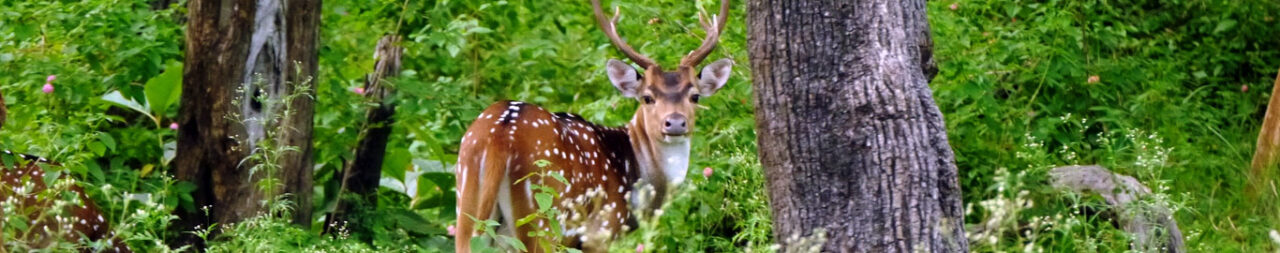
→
(627, 133, 691, 213)
(657, 138, 691, 186)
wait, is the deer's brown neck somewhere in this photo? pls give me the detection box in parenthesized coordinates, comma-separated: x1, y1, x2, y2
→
(623, 110, 690, 213)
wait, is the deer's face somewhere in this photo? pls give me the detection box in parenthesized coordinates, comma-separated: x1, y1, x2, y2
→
(606, 58, 733, 144)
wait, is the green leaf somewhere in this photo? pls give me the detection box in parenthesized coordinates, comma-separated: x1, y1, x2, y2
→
(173, 181, 198, 211)
(467, 27, 493, 34)
(446, 44, 461, 57)
(501, 236, 527, 251)
(9, 216, 27, 231)
(388, 208, 442, 235)
(534, 192, 552, 213)
(382, 148, 412, 182)
(101, 90, 151, 116)
(1212, 19, 1236, 34)
(96, 132, 116, 151)
(88, 141, 106, 156)
(546, 170, 568, 185)
(162, 141, 176, 166)
(85, 162, 104, 183)
(144, 61, 183, 116)
(515, 213, 538, 227)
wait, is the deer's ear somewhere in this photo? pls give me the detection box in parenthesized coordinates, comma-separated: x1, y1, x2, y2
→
(697, 58, 733, 96)
(606, 59, 641, 98)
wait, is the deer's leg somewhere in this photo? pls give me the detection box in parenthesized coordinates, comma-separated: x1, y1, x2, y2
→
(458, 143, 510, 252)
(455, 147, 483, 253)
(507, 173, 545, 252)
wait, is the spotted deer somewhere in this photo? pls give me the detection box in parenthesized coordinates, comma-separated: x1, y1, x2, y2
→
(453, 0, 732, 251)
(0, 91, 130, 252)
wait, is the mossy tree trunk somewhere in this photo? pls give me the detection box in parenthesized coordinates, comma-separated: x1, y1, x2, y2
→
(746, 0, 968, 251)
(173, 0, 319, 248)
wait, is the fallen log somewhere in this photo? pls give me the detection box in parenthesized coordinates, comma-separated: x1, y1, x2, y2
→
(1049, 165, 1184, 253)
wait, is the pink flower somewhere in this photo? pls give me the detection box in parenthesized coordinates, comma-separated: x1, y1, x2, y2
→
(170, 122, 179, 130)
(42, 83, 54, 94)
(703, 167, 713, 179)
(352, 87, 365, 95)
(1086, 75, 1100, 84)
(636, 243, 644, 253)
(949, 3, 958, 10)
(46, 75, 56, 83)
(447, 225, 456, 236)
(1242, 85, 1249, 92)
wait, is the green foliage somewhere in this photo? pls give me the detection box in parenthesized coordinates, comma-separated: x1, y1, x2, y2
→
(511, 160, 570, 253)
(102, 61, 184, 128)
(930, 0, 1280, 251)
(0, 0, 186, 250)
(4, 0, 1277, 251)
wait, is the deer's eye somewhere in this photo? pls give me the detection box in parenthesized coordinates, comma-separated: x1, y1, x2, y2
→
(642, 95, 655, 104)
(690, 94, 701, 103)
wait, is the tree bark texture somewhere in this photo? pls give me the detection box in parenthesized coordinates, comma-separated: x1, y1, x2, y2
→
(283, 0, 321, 227)
(174, 0, 256, 247)
(746, 0, 966, 251)
(329, 35, 402, 234)
(174, 0, 319, 246)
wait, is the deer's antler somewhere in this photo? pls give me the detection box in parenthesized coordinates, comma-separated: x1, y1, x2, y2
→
(591, 0, 658, 70)
(679, 0, 730, 68)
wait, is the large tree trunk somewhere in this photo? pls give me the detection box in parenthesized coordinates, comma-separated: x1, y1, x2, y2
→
(173, 0, 256, 248)
(746, 0, 967, 251)
(173, 0, 319, 247)
(283, 0, 321, 227)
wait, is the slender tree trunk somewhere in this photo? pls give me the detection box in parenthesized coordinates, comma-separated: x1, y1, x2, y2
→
(173, 0, 320, 247)
(746, 0, 966, 251)
(328, 36, 402, 236)
(1249, 68, 1280, 197)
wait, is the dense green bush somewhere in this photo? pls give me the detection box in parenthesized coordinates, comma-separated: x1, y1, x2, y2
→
(1, 0, 1277, 251)
(930, 0, 1280, 251)
(0, 0, 186, 251)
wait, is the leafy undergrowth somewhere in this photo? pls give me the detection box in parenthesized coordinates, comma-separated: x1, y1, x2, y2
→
(931, 0, 1280, 251)
(2, 0, 1278, 252)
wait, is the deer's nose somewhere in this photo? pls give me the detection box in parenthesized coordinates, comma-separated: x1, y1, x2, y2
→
(663, 114, 688, 135)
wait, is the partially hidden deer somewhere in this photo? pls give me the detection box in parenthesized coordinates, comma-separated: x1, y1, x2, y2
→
(0, 91, 130, 252)
(453, 0, 733, 251)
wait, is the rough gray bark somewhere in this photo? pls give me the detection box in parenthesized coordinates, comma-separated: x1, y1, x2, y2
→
(327, 35, 402, 236)
(173, 0, 320, 247)
(1050, 165, 1185, 253)
(746, 0, 967, 251)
